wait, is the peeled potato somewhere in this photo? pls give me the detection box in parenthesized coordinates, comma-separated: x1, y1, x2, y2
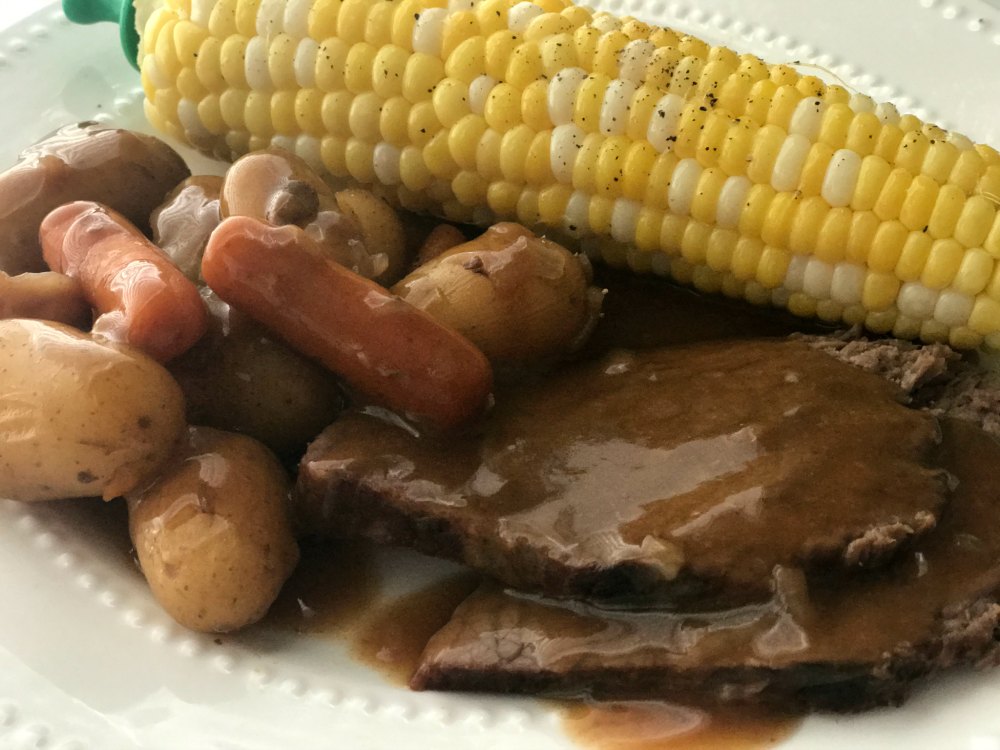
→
(0, 319, 186, 502)
(128, 427, 300, 633)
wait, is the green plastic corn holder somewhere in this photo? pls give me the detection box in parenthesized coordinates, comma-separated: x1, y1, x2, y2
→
(62, 0, 140, 70)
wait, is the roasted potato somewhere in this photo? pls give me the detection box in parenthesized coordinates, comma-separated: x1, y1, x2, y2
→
(0, 319, 186, 502)
(0, 122, 189, 275)
(128, 427, 300, 633)
(392, 223, 604, 366)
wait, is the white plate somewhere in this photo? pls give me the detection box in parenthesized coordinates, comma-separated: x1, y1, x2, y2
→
(2, 2, 1000, 749)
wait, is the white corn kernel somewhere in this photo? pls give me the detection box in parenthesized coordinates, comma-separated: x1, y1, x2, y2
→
(244, 36, 272, 91)
(257, 0, 287, 38)
(934, 289, 974, 328)
(564, 190, 591, 235)
(646, 93, 685, 153)
(618, 39, 655, 83)
(716, 175, 752, 229)
(449, 0, 476, 10)
(830, 262, 865, 305)
(590, 13, 621, 33)
(898, 281, 940, 319)
(783, 255, 808, 292)
(508, 2, 545, 32)
(271, 134, 297, 153)
(600, 79, 638, 136)
(373, 142, 402, 185)
(946, 132, 975, 151)
(178, 98, 210, 139)
(294, 38, 319, 88)
(191, 0, 215, 27)
(295, 134, 323, 172)
(412, 8, 448, 56)
(821, 149, 862, 208)
(468, 75, 497, 115)
(611, 198, 641, 243)
(284, 0, 313, 38)
(875, 102, 900, 125)
(802, 257, 834, 299)
(548, 67, 588, 126)
(550, 123, 586, 183)
(789, 97, 825, 141)
(771, 133, 810, 193)
(848, 92, 876, 114)
(668, 158, 702, 217)
(650, 251, 671, 276)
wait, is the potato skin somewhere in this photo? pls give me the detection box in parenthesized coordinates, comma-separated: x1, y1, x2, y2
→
(0, 319, 186, 502)
(127, 427, 300, 633)
(0, 123, 189, 275)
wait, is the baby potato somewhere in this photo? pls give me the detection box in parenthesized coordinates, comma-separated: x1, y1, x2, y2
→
(333, 189, 408, 284)
(392, 223, 604, 366)
(151, 175, 223, 282)
(169, 291, 343, 458)
(128, 426, 300, 633)
(0, 319, 186, 502)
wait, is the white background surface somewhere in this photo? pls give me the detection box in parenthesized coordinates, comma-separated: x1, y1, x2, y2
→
(1, 1, 1000, 749)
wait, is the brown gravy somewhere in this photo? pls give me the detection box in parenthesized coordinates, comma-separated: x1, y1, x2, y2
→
(560, 701, 798, 750)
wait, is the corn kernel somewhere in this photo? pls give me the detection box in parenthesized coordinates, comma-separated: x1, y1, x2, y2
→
(705, 227, 738, 272)
(371, 45, 408, 98)
(690, 167, 727, 225)
(969, 297, 1000, 335)
(954, 195, 996, 249)
(347, 91, 382, 138)
(499, 124, 535, 182)
(895, 231, 933, 281)
(850, 155, 891, 212)
(928, 183, 966, 240)
(873, 123, 903, 162)
(486, 29, 521, 79)
(320, 134, 348, 175)
(866, 220, 908, 272)
(594, 135, 628, 196)
(896, 130, 930, 174)
(389, 0, 419, 48)
(921, 238, 964, 289)
(208, 0, 238, 38)
(447, 114, 487, 170)
(525, 132, 554, 185)
(797, 142, 834, 196)
(845, 211, 879, 265)
(814, 206, 851, 264)
(423, 129, 459, 179)
(695, 111, 730, 169)
(718, 120, 757, 177)
(452, 169, 489, 206)
(787, 195, 828, 255)
(378, 95, 411, 145)
(873, 167, 912, 221)
(572, 132, 603, 192)
(574, 73, 610, 132)
(742, 78, 776, 124)
(399, 144, 433, 190)
(716, 71, 754, 116)
(900, 175, 939, 231)
(919, 318, 950, 343)
(483, 81, 520, 132)
(345, 137, 376, 183)
(432, 77, 469, 127)
(953, 248, 994, 296)
(760, 191, 798, 249)
(441, 11, 479, 58)
(587, 194, 614, 234)
(445, 36, 486, 82)
(314, 38, 349, 91)
(818, 102, 852, 149)
(235, 0, 261, 37)
(861, 271, 900, 311)
(520, 79, 551, 132)
(643, 152, 678, 210)
(745, 124, 785, 186)
(765, 85, 801, 130)
(757, 245, 790, 288)
(402, 52, 445, 102)
(321, 89, 353, 136)
(950, 149, 986, 193)
(844, 112, 879, 157)
(219, 87, 247, 129)
(244, 90, 273, 136)
(738, 183, 775, 240)
(537, 183, 572, 224)
(680, 220, 713, 266)
(593, 30, 629, 78)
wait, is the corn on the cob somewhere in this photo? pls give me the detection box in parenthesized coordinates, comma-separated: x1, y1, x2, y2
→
(139, 0, 1000, 349)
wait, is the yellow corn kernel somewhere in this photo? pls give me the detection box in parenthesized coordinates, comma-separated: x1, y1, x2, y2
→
(634, 208, 664, 251)
(950, 149, 986, 193)
(441, 11, 479, 58)
(506, 41, 543, 89)
(518, 80, 549, 131)
(593, 30, 629, 77)
(873, 123, 904, 162)
(475, 128, 502, 180)
(208, 0, 238, 38)
(537, 183, 572, 224)
(849, 154, 892, 213)
(795, 74, 826, 99)
(337, 0, 370, 44)
(452, 170, 489, 205)
(705, 228, 738, 272)
(955, 195, 997, 248)
(574, 73, 611, 132)
(234, 0, 261, 36)
(746, 124, 785, 186)
(486, 180, 520, 216)
(364, 1, 394, 44)
(572, 132, 603, 192)
(873, 167, 912, 221)
(219, 88, 247, 129)
(499, 124, 534, 182)
(346, 91, 380, 138)
(757, 245, 790, 288)
(900, 175, 939, 231)
(399, 144, 433, 190)
(928, 183, 966, 240)
(798, 142, 834, 196)
(372, 45, 408, 98)
(477, 0, 511, 32)
(525, 12, 574, 41)
(738, 183, 776, 240)
(922, 140, 960, 184)
(698, 59, 736, 101)
(896, 130, 930, 174)
(986, 215, 1000, 258)
(818, 103, 853, 149)
(920, 238, 964, 289)
(402, 53, 445, 102)
(314, 38, 349, 91)
(244, 90, 273, 136)
(718, 121, 757, 177)
(765, 85, 801, 130)
(730, 236, 764, 281)
(846, 211, 880, 265)
(320, 134, 348, 175)
(953, 248, 994, 296)
(484, 82, 521, 132)
(176, 67, 207, 101)
(195, 94, 225, 134)
(270, 91, 298, 134)
(540, 32, 577, 75)
(588, 194, 614, 234)
(674, 102, 708, 160)
(895, 231, 933, 281)
(378, 95, 411, 145)
(919, 319, 950, 343)
(867, 309, 899, 335)
(594, 135, 629, 195)
(814, 207, 852, 264)
(716, 71, 754, 115)
(446, 37, 486, 82)
(969, 297, 1000, 335)
(695, 111, 730, 168)
(343, 42, 377, 93)
(345, 137, 376, 183)
(866, 220, 908, 272)
(743, 79, 776, 124)
(389, 0, 419, 48)
(845, 112, 880, 157)
(978, 165, 1000, 204)
(423, 129, 459, 180)
(680, 220, 713, 266)
(787, 195, 828, 255)
(446, 114, 486, 170)
(321, 90, 353, 136)
(487, 30, 521, 79)
(862, 272, 900, 311)
(786, 292, 816, 318)
(760, 191, 798, 249)
(407, 101, 441, 147)
(525, 132, 553, 185)
(690, 167, 727, 225)
(644, 152, 678, 210)
(433, 77, 469, 127)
